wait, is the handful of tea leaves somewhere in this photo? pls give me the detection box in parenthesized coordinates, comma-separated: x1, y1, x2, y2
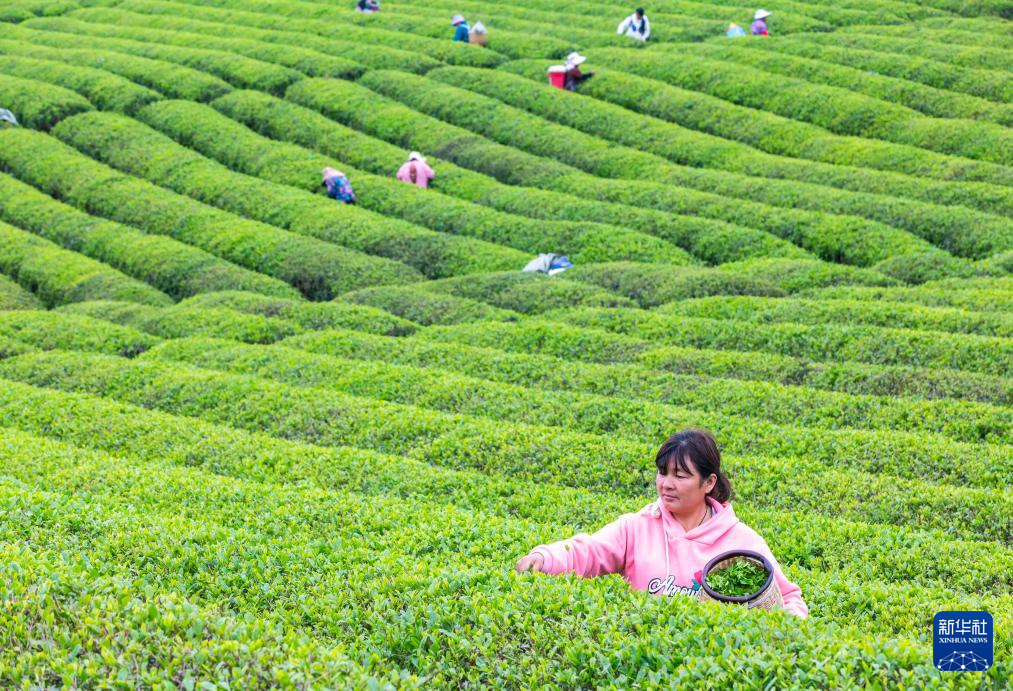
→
(705, 559, 769, 598)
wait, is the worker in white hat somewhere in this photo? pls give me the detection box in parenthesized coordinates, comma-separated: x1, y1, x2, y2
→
(396, 151, 436, 189)
(563, 52, 594, 91)
(451, 14, 470, 42)
(751, 9, 771, 35)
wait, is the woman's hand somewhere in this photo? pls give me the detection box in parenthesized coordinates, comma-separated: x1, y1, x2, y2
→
(515, 552, 545, 573)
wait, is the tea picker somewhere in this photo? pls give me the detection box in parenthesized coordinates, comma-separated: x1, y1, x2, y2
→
(522, 253, 573, 276)
(515, 429, 808, 617)
(617, 7, 650, 42)
(751, 9, 772, 36)
(354, 0, 379, 13)
(451, 14, 469, 42)
(396, 151, 435, 189)
(469, 21, 488, 46)
(321, 167, 357, 204)
(726, 23, 746, 38)
(551, 52, 593, 91)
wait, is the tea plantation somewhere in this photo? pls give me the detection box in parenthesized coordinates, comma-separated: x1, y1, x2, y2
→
(0, 0, 1011, 686)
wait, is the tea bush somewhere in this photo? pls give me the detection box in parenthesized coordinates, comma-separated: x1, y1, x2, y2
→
(412, 319, 1013, 405)
(180, 290, 418, 335)
(529, 61, 1013, 197)
(338, 285, 519, 325)
(660, 294, 1013, 337)
(145, 336, 1011, 444)
(553, 307, 1013, 375)
(0, 27, 232, 100)
(0, 173, 299, 300)
(56, 300, 303, 343)
(0, 310, 159, 356)
(0, 53, 159, 115)
(64, 5, 432, 76)
(0, 73, 91, 130)
(0, 274, 42, 310)
(0, 220, 171, 307)
(677, 41, 1011, 126)
(590, 48, 1013, 167)
(23, 15, 302, 93)
(734, 36, 1013, 105)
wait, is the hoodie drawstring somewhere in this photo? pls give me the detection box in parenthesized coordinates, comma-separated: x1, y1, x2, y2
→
(659, 500, 718, 580)
(664, 531, 671, 578)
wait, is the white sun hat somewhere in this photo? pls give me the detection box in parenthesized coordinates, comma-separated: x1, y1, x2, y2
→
(451, 13, 466, 25)
(408, 151, 427, 163)
(565, 51, 587, 68)
(754, 9, 772, 19)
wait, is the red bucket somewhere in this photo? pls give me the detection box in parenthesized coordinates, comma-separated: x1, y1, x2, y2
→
(547, 65, 566, 89)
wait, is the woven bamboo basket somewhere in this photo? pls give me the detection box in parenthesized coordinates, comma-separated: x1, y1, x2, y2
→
(697, 550, 783, 611)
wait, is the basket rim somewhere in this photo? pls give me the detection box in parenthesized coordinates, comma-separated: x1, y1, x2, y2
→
(700, 549, 774, 603)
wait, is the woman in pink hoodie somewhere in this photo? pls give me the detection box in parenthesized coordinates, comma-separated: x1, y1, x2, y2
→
(516, 429, 809, 617)
(396, 151, 435, 189)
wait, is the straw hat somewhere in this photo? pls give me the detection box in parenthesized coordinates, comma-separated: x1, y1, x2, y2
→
(408, 151, 427, 163)
(754, 9, 772, 19)
(451, 13, 466, 25)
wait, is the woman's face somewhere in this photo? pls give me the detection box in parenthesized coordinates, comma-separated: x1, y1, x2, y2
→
(656, 457, 716, 516)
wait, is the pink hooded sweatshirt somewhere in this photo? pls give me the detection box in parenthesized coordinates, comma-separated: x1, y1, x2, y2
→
(530, 497, 809, 617)
(396, 159, 435, 189)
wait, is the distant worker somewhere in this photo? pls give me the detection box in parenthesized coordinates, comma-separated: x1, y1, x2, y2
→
(355, 0, 379, 13)
(617, 7, 650, 42)
(0, 108, 18, 128)
(451, 14, 469, 42)
(322, 167, 356, 204)
(726, 22, 746, 38)
(396, 152, 435, 189)
(469, 20, 488, 46)
(751, 9, 771, 36)
(563, 52, 594, 91)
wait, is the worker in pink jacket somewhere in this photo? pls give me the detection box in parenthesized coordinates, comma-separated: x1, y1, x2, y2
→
(516, 429, 809, 618)
(396, 151, 435, 189)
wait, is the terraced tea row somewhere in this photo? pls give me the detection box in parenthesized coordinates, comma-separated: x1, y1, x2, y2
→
(140, 336, 1010, 444)
(2, 350, 1008, 493)
(0, 173, 300, 300)
(412, 318, 1012, 404)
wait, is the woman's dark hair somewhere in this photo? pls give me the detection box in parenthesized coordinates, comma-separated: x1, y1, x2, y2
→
(654, 429, 732, 503)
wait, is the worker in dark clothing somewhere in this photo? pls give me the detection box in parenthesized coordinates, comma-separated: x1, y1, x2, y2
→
(563, 52, 594, 91)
